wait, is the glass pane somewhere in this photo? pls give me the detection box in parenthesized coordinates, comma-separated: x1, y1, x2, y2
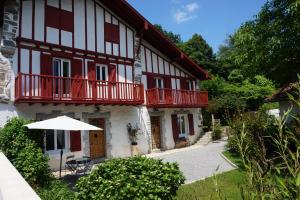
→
(101, 67, 106, 81)
(96, 67, 100, 81)
(181, 116, 186, 134)
(53, 60, 60, 76)
(63, 61, 69, 77)
(57, 130, 65, 149)
(46, 130, 55, 151)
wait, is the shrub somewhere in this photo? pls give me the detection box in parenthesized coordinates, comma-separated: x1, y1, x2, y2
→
(75, 156, 185, 200)
(212, 125, 222, 140)
(227, 109, 277, 158)
(0, 117, 51, 187)
(37, 180, 75, 200)
(14, 143, 51, 187)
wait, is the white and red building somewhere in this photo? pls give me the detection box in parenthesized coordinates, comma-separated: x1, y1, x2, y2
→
(0, 0, 209, 170)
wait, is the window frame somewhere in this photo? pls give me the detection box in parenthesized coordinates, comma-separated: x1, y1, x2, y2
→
(96, 64, 108, 82)
(45, 130, 67, 153)
(177, 114, 189, 138)
(53, 58, 71, 78)
(155, 77, 164, 89)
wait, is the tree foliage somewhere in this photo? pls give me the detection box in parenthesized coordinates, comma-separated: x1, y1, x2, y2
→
(154, 24, 182, 45)
(179, 34, 218, 74)
(218, 0, 300, 85)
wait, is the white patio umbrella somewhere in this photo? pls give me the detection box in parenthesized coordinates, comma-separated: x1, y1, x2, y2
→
(25, 116, 102, 178)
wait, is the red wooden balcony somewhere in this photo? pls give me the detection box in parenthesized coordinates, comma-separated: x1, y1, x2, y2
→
(146, 88, 208, 108)
(15, 73, 144, 105)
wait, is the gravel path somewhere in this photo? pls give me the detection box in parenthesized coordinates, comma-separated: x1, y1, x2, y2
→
(150, 141, 235, 183)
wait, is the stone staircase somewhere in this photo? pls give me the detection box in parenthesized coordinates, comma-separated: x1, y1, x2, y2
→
(195, 131, 212, 146)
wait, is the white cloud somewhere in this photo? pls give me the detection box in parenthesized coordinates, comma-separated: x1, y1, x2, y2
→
(173, 2, 199, 24)
(186, 3, 199, 12)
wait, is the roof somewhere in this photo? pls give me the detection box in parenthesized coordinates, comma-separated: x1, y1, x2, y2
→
(100, 0, 210, 80)
(266, 82, 299, 102)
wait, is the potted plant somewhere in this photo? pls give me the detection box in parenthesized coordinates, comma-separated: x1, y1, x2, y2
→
(127, 123, 141, 156)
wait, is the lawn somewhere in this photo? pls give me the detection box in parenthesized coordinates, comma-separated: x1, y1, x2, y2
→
(175, 151, 246, 200)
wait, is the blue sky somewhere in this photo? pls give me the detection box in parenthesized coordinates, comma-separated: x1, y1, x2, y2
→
(127, 0, 267, 53)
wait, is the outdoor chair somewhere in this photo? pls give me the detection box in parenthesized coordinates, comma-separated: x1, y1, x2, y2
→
(65, 155, 77, 174)
(76, 156, 93, 175)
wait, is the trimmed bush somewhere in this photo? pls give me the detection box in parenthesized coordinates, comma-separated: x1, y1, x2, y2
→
(76, 156, 185, 200)
(0, 117, 51, 187)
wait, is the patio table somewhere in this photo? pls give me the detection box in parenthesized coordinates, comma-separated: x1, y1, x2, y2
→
(74, 157, 92, 174)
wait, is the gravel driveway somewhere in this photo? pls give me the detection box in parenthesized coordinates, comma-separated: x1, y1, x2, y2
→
(149, 141, 235, 183)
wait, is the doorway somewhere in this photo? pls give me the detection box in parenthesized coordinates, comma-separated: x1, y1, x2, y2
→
(88, 118, 105, 159)
(150, 116, 161, 149)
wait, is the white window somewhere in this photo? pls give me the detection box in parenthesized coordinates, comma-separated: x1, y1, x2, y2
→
(96, 65, 108, 81)
(45, 130, 66, 151)
(155, 77, 164, 89)
(53, 58, 71, 95)
(53, 58, 71, 78)
(188, 80, 194, 91)
(177, 114, 188, 138)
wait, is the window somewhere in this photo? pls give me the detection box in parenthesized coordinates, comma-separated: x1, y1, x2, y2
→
(96, 65, 108, 81)
(188, 80, 194, 91)
(53, 58, 70, 77)
(45, 130, 66, 151)
(155, 78, 164, 88)
(177, 114, 188, 138)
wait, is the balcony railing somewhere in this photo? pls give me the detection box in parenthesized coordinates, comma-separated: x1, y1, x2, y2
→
(15, 73, 144, 105)
(146, 88, 208, 108)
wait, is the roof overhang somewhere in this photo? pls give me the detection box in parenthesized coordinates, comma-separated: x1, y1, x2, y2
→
(100, 0, 210, 80)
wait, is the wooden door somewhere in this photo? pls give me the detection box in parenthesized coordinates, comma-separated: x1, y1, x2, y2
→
(151, 116, 161, 149)
(89, 118, 105, 159)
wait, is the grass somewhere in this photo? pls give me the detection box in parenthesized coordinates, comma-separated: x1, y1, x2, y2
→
(175, 151, 246, 200)
(222, 150, 244, 169)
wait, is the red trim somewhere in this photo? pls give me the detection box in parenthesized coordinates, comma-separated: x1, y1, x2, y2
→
(32, 0, 35, 40)
(144, 47, 148, 72)
(19, 0, 22, 38)
(94, 0, 97, 53)
(72, 0, 74, 48)
(142, 72, 194, 80)
(125, 27, 128, 58)
(171, 114, 179, 141)
(84, 0, 87, 51)
(17, 38, 134, 64)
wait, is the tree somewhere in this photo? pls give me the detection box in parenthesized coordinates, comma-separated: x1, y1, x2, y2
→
(179, 34, 218, 74)
(219, 0, 300, 85)
(154, 24, 182, 45)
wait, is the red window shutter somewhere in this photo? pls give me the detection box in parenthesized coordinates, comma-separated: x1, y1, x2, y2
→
(164, 77, 172, 89)
(104, 22, 112, 42)
(171, 114, 179, 141)
(87, 62, 95, 80)
(147, 75, 155, 89)
(45, 5, 60, 29)
(104, 23, 120, 43)
(40, 53, 53, 98)
(71, 59, 83, 98)
(60, 10, 74, 32)
(111, 25, 120, 43)
(108, 65, 116, 82)
(188, 114, 195, 135)
(70, 131, 81, 152)
(180, 78, 188, 90)
(99, 118, 105, 129)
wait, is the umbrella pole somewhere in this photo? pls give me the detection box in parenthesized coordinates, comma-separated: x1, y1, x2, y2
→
(59, 149, 63, 178)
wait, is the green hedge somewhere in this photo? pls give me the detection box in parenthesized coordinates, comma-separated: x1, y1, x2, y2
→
(76, 156, 185, 200)
(0, 117, 51, 187)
